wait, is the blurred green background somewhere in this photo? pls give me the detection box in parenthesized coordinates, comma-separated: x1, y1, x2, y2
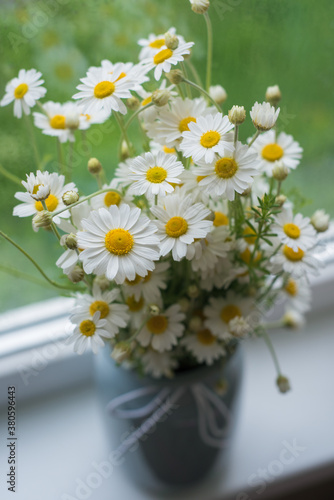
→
(0, 0, 333, 312)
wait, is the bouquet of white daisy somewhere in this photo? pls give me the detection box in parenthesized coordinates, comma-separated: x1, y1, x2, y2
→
(0, 1, 329, 395)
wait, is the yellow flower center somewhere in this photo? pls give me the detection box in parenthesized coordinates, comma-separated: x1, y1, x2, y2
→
(32, 184, 42, 194)
(200, 130, 221, 149)
(126, 295, 144, 312)
(243, 226, 257, 245)
(213, 211, 229, 227)
(283, 223, 301, 239)
(79, 319, 96, 337)
(50, 114, 66, 129)
(14, 83, 28, 99)
(104, 191, 121, 207)
(197, 328, 216, 345)
(285, 279, 298, 296)
(146, 166, 168, 183)
(105, 228, 134, 255)
(89, 300, 110, 319)
(220, 304, 242, 324)
(146, 315, 168, 335)
(261, 143, 284, 162)
(283, 245, 304, 261)
(149, 38, 165, 49)
(178, 116, 197, 133)
(125, 274, 143, 286)
(143, 271, 152, 283)
(153, 48, 173, 65)
(196, 175, 207, 183)
(35, 194, 59, 212)
(81, 113, 91, 121)
(165, 216, 188, 238)
(215, 158, 238, 179)
(142, 96, 152, 107)
(163, 145, 176, 154)
(240, 247, 261, 265)
(94, 81, 115, 99)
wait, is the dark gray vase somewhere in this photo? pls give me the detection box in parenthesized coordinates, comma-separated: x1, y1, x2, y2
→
(94, 346, 243, 489)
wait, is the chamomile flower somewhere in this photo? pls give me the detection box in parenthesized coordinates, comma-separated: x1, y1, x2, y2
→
(272, 209, 316, 251)
(113, 159, 134, 189)
(200, 257, 238, 292)
(204, 293, 253, 340)
(77, 204, 160, 284)
(73, 66, 133, 116)
(1, 69, 46, 118)
(186, 226, 233, 272)
(270, 244, 320, 277)
(90, 180, 133, 210)
(282, 277, 311, 313)
(138, 27, 185, 61)
(251, 130, 303, 176)
(100, 60, 149, 91)
(79, 108, 110, 126)
(127, 151, 184, 199)
(146, 97, 208, 147)
(180, 113, 234, 163)
(151, 193, 213, 261)
(71, 284, 129, 337)
(195, 143, 259, 201)
(182, 329, 226, 365)
(250, 101, 280, 131)
(137, 304, 185, 352)
(66, 311, 111, 355)
(33, 101, 89, 143)
(21, 170, 51, 201)
(142, 39, 194, 81)
(13, 171, 76, 223)
(142, 350, 178, 378)
(122, 261, 170, 303)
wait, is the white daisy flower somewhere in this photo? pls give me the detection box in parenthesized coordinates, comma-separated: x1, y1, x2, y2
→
(142, 350, 178, 378)
(146, 97, 208, 147)
(149, 140, 178, 157)
(100, 60, 149, 91)
(79, 108, 110, 126)
(138, 27, 185, 61)
(178, 168, 210, 205)
(228, 316, 251, 338)
(77, 204, 160, 284)
(127, 151, 184, 199)
(142, 39, 194, 81)
(251, 130, 303, 177)
(272, 208, 316, 252)
(33, 101, 89, 143)
(200, 257, 238, 292)
(137, 304, 185, 352)
(13, 171, 76, 223)
(66, 311, 111, 355)
(1, 69, 46, 118)
(71, 284, 129, 337)
(138, 80, 177, 126)
(250, 101, 280, 131)
(151, 193, 213, 261)
(182, 328, 226, 365)
(270, 244, 320, 278)
(194, 142, 259, 201)
(180, 113, 234, 163)
(90, 179, 133, 210)
(283, 309, 305, 329)
(186, 226, 233, 272)
(73, 66, 133, 116)
(204, 293, 253, 340)
(124, 294, 148, 330)
(282, 277, 311, 313)
(113, 159, 134, 189)
(21, 170, 51, 201)
(122, 261, 170, 303)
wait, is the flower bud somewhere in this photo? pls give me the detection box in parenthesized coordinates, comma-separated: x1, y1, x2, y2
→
(272, 161, 288, 181)
(311, 209, 330, 233)
(68, 265, 85, 283)
(283, 310, 305, 329)
(126, 96, 140, 111)
(187, 284, 199, 298)
(275, 194, 287, 207)
(265, 85, 282, 107)
(65, 113, 80, 130)
(178, 297, 190, 313)
(189, 316, 202, 332)
(152, 89, 171, 107)
(241, 186, 252, 197)
(94, 275, 110, 291)
(164, 32, 179, 50)
(190, 0, 210, 14)
(166, 69, 184, 85)
(121, 140, 130, 160)
(250, 101, 280, 131)
(32, 210, 53, 228)
(209, 85, 227, 105)
(149, 304, 160, 316)
(62, 190, 79, 206)
(228, 105, 246, 125)
(87, 157, 102, 175)
(276, 375, 290, 394)
(64, 233, 77, 250)
(111, 342, 131, 363)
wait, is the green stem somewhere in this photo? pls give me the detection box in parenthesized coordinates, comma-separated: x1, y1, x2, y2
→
(41, 200, 62, 242)
(0, 264, 56, 289)
(0, 230, 76, 291)
(124, 102, 154, 133)
(186, 59, 204, 88)
(260, 329, 282, 376)
(204, 11, 213, 92)
(180, 62, 192, 98)
(0, 164, 22, 186)
(24, 114, 40, 167)
(277, 180, 282, 196)
(114, 112, 133, 159)
(127, 317, 148, 343)
(51, 188, 122, 218)
(183, 79, 221, 112)
(234, 125, 239, 148)
(248, 130, 260, 148)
